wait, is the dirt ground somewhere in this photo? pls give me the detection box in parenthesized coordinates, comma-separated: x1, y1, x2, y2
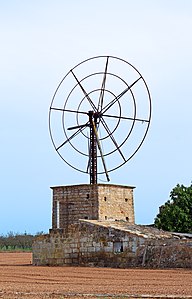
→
(0, 252, 192, 299)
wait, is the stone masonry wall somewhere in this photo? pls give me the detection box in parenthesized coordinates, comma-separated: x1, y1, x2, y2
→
(98, 184, 135, 223)
(33, 221, 145, 267)
(32, 221, 192, 268)
(52, 184, 99, 229)
(51, 184, 135, 230)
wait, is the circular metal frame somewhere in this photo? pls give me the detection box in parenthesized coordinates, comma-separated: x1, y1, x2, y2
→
(49, 55, 152, 175)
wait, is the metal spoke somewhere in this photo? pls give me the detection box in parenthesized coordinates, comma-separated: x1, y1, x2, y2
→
(98, 56, 109, 111)
(99, 117, 126, 162)
(56, 122, 88, 151)
(103, 113, 149, 123)
(101, 76, 142, 115)
(50, 107, 88, 115)
(71, 70, 97, 112)
(67, 123, 89, 130)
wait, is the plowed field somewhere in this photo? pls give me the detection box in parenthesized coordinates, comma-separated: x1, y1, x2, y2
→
(0, 252, 192, 298)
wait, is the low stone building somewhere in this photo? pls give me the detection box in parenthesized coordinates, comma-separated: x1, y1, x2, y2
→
(33, 184, 192, 268)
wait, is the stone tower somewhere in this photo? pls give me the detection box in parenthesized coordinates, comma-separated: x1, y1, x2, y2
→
(51, 183, 135, 231)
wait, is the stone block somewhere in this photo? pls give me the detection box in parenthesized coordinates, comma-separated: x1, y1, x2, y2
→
(104, 246, 112, 252)
(64, 258, 72, 264)
(64, 248, 72, 254)
(72, 258, 79, 264)
(87, 246, 95, 253)
(72, 248, 79, 253)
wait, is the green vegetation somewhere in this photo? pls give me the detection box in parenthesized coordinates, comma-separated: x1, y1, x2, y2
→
(0, 231, 44, 251)
(154, 183, 192, 233)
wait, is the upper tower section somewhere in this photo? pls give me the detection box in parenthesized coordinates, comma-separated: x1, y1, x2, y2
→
(51, 184, 135, 231)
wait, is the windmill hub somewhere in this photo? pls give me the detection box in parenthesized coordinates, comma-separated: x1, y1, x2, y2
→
(88, 110, 101, 119)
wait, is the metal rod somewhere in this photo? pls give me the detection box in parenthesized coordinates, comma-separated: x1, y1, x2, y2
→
(71, 70, 97, 112)
(98, 56, 109, 111)
(89, 111, 97, 184)
(102, 113, 149, 123)
(92, 119, 110, 182)
(50, 107, 88, 115)
(56, 122, 88, 151)
(101, 76, 142, 114)
(99, 117, 126, 162)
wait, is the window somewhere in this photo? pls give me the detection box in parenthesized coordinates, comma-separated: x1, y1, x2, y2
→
(84, 216, 88, 219)
(104, 197, 107, 201)
(126, 217, 129, 221)
(125, 198, 128, 202)
(86, 194, 89, 199)
(105, 216, 107, 220)
(113, 241, 123, 253)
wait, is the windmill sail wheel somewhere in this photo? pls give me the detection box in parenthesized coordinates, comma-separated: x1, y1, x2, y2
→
(49, 56, 152, 183)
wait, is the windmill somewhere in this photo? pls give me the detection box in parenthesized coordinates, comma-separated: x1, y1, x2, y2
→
(49, 56, 151, 184)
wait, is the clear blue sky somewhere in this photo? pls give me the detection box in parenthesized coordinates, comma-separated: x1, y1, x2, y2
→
(1, 0, 192, 234)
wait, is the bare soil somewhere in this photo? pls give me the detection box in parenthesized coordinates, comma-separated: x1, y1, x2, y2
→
(0, 252, 192, 298)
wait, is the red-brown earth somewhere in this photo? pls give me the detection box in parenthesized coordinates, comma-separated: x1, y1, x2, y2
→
(0, 252, 192, 298)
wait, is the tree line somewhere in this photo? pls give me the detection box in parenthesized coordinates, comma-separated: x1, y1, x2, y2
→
(0, 231, 44, 251)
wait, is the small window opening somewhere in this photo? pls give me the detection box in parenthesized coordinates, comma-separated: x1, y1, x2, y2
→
(125, 198, 128, 202)
(105, 216, 107, 220)
(84, 216, 88, 219)
(126, 217, 129, 221)
(104, 197, 107, 201)
(114, 241, 123, 253)
(86, 194, 89, 199)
